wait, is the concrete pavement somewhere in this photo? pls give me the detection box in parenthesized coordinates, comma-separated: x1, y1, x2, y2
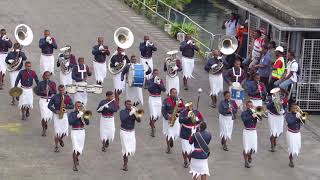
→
(0, 0, 319, 179)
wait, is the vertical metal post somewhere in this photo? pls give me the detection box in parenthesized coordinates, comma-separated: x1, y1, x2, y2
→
(246, 13, 251, 58)
(182, 17, 186, 31)
(156, 0, 159, 13)
(307, 40, 314, 110)
(167, 7, 171, 22)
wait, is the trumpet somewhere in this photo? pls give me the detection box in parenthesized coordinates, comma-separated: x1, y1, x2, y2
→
(2, 35, 9, 41)
(131, 106, 144, 118)
(154, 76, 161, 84)
(146, 40, 153, 47)
(79, 104, 92, 120)
(296, 106, 308, 124)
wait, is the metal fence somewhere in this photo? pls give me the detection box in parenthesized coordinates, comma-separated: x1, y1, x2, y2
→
(121, 0, 223, 54)
(296, 39, 320, 111)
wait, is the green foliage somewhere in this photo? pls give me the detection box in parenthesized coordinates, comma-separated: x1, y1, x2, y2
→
(182, 22, 199, 37)
(169, 22, 199, 38)
(162, 0, 192, 11)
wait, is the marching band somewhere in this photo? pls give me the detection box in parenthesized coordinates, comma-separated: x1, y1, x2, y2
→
(1, 23, 308, 178)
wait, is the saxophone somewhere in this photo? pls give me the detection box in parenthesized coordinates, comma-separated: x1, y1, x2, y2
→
(169, 98, 180, 127)
(58, 95, 66, 119)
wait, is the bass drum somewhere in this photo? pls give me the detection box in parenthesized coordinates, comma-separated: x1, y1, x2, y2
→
(127, 64, 145, 87)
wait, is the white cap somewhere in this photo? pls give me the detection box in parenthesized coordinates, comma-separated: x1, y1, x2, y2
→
(275, 46, 284, 53)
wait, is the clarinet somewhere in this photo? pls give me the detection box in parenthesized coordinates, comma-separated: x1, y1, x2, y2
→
(46, 80, 49, 102)
(257, 81, 262, 99)
(229, 100, 234, 119)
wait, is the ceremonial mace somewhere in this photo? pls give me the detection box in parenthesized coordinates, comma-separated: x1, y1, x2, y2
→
(196, 88, 202, 110)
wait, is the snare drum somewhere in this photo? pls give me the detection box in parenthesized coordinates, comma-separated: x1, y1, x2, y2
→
(230, 82, 244, 100)
(86, 85, 95, 93)
(127, 64, 145, 87)
(93, 85, 103, 94)
(65, 84, 77, 94)
(76, 82, 87, 92)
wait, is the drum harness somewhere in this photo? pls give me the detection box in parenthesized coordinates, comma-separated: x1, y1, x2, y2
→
(232, 67, 242, 83)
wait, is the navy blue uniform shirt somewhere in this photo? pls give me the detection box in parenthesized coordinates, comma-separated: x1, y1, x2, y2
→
(39, 37, 57, 55)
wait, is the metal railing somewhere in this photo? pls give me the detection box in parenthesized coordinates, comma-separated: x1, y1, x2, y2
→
(121, 0, 223, 53)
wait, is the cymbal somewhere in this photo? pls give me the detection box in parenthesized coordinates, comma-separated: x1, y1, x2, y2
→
(9, 87, 23, 97)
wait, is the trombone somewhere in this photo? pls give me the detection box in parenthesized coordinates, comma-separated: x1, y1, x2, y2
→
(296, 106, 308, 124)
(79, 104, 92, 120)
(131, 106, 144, 118)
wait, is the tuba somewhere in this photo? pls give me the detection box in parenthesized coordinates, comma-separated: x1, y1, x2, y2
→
(165, 50, 179, 78)
(218, 35, 238, 55)
(7, 24, 33, 72)
(108, 51, 127, 75)
(114, 27, 134, 49)
(108, 27, 134, 75)
(270, 87, 282, 114)
(58, 46, 72, 74)
(209, 56, 224, 75)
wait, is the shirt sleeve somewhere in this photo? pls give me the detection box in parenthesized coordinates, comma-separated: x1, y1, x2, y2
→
(290, 62, 298, 72)
(273, 60, 283, 69)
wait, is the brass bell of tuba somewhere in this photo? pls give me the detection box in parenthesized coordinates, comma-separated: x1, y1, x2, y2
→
(14, 24, 33, 46)
(114, 27, 134, 49)
(218, 35, 238, 55)
(7, 24, 33, 72)
(165, 50, 179, 78)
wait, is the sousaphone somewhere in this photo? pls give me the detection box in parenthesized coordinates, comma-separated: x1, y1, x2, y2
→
(218, 35, 238, 55)
(7, 24, 33, 72)
(108, 27, 134, 74)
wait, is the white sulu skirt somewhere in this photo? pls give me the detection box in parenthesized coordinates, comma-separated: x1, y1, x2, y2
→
(53, 113, 69, 137)
(181, 138, 194, 154)
(40, 54, 55, 75)
(189, 158, 210, 178)
(148, 96, 162, 120)
(251, 99, 263, 107)
(209, 73, 223, 96)
(125, 83, 143, 105)
(286, 130, 301, 156)
(181, 56, 194, 79)
(243, 129, 258, 154)
(59, 71, 73, 86)
(268, 112, 284, 137)
(0, 53, 8, 74)
(219, 114, 234, 140)
(120, 129, 136, 156)
(93, 61, 107, 83)
(100, 116, 115, 142)
(113, 73, 125, 91)
(71, 129, 85, 155)
(162, 117, 180, 141)
(9, 70, 20, 88)
(140, 57, 153, 80)
(166, 74, 180, 95)
(19, 87, 33, 109)
(74, 91, 88, 106)
(39, 98, 53, 122)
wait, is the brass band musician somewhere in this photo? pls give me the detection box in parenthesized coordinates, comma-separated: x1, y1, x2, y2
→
(48, 85, 74, 152)
(6, 43, 27, 105)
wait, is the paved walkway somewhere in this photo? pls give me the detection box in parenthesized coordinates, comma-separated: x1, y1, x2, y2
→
(0, 0, 319, 179)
